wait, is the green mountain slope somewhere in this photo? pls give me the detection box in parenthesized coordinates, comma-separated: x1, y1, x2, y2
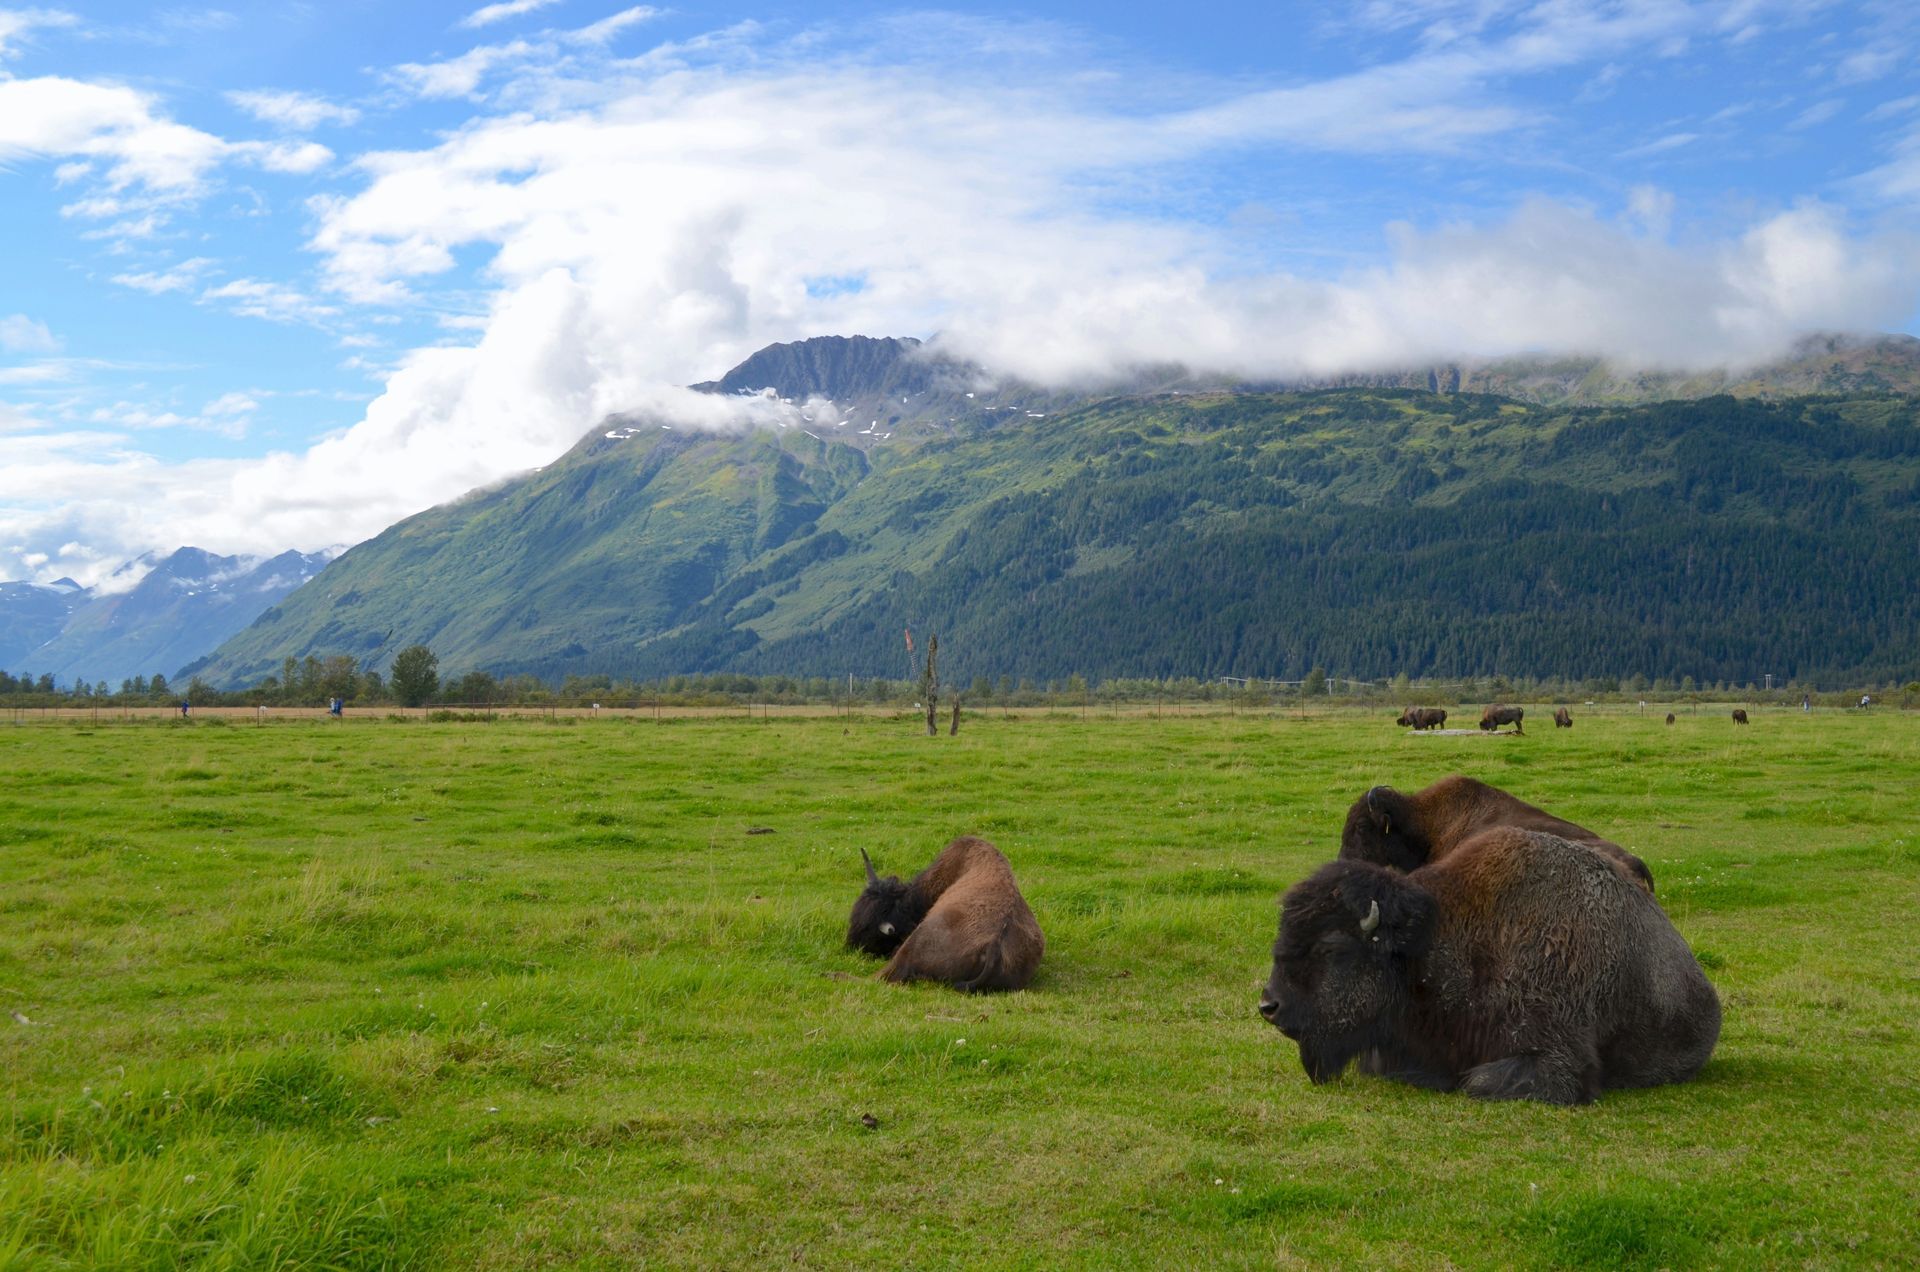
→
(190, 339, 1920, 688)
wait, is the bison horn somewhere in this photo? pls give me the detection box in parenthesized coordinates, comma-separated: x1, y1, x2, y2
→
(1358, 899, 1381, 935)
(860, 848, 879, 886)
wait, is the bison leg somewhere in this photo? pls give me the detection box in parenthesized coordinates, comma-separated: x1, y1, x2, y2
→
(1459, 1047, 1601, 1105)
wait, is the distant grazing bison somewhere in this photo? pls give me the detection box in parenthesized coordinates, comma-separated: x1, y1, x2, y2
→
(1666, 713, 1676, 725)
(1339, 774, 1653, 894)
(1732, 709, 1749, 725)
(1396, 707, 1448, 731)
(1478, 704, 1524, 733)
(847, 836, 1043, 992)
(1553, 707, 1573, 728)
(1260, 828, 1721, 1104)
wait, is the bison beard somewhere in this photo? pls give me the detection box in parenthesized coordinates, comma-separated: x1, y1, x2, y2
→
(1260, 829, 1721, 1105)
(1339, 775, 1655, 894)
(846, 836, 1044, 993)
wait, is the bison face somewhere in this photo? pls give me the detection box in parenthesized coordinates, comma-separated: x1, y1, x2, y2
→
(1259, 862, 1435, 1085)
(1339, 786, 1428, 873)
(846, 850, 929, 958)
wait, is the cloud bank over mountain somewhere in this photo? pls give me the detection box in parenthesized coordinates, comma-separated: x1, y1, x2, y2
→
(3, 2, 1920, 584)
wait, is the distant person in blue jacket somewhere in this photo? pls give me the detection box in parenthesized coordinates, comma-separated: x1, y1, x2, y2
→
(179, 700, 190, 718)
(328, 697, 343, 718)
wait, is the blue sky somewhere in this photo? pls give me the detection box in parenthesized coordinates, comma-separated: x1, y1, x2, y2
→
(4, 1, 1920, 583)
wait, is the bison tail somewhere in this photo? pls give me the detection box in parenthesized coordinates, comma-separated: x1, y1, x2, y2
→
(953, 941, 1004, 995)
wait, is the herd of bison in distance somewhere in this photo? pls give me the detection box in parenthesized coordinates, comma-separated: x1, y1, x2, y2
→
(850, 703, 1750, 1106)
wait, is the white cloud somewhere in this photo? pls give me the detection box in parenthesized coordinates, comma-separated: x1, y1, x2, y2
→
(459, 0, 561, 30)
(0, 363, 69, 386)
(387, 40, 534, 99)
(230, 138, 334, 173)
(110, 257, 217, 294)
(1, 314, 60, 354)
(200, 278, 339, 325)
(202, 391, 259, 416)
(1617, 130, 1699, 159)
(226, 88, 361, 130)
(0, 7, 76, 59)
(1837, 43, 1904, 85)
(0, 76, 228, 193)
(568, 5, 658, 45)
(0, 73, 334, 208)
(1789, 99, 1844, 131)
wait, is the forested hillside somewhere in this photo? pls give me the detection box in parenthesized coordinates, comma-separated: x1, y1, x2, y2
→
(189, 358, 1920, 688)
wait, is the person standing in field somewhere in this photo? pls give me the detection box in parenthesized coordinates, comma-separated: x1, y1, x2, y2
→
(179, 699, 190, 719)
(329, 697, 343, 718)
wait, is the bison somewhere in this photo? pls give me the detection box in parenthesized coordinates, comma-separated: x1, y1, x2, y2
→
(1339, 774, 1654, 893)
(1478, 704, 1524, 733)
(1732, 709, 1749, 725)
(1396, 707, 1448, 731)
(1553, 707, 1573, 728)
(1666, 713, 1676, 725)
(847, 836, 1043, 993)
(1259, 828, 1720, 1104)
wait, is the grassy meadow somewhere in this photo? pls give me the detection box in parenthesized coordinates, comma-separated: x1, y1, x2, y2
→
(2, 706, 1917, 1269)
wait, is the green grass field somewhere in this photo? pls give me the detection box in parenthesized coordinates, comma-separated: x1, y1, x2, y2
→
(3, 708, 1917, 1269)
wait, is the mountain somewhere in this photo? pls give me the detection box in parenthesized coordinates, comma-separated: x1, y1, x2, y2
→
(1, 548, 331, 685)
(0, 578, 89, 672)
(188, 334, 1920, 689)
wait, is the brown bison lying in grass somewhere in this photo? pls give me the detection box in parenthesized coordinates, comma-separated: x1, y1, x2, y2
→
(1259, 828, 1720, 1104)
(1339, 775, 1654, 894)
(1396, 707, 1447, 730)
(847, 836, 1043, 992)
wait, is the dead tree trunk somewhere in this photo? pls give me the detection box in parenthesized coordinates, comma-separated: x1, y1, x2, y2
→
(949, 697, 961, 735)
(922, 634, 939, 736)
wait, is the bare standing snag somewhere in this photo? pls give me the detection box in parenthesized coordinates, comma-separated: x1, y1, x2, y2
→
(847, 836, 1044, 993)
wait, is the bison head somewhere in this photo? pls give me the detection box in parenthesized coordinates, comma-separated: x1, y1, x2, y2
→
(1395, 710, 1414, 727)
(1339, 785, 1428, 873)
(846, 849, 929, 957)
(1259, 861, 1435, 1084)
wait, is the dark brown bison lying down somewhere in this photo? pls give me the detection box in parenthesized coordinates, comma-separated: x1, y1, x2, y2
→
(1732, 709, 1749, 724)
(1259, 828, 1720, 1104)
(847, 836, 1043, 992)
(1553, 707, 1573, 728)
(1479, 704, 1524, 733)
(1396, 707, 1447, 730)
(1340, 774, 1654, 893)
